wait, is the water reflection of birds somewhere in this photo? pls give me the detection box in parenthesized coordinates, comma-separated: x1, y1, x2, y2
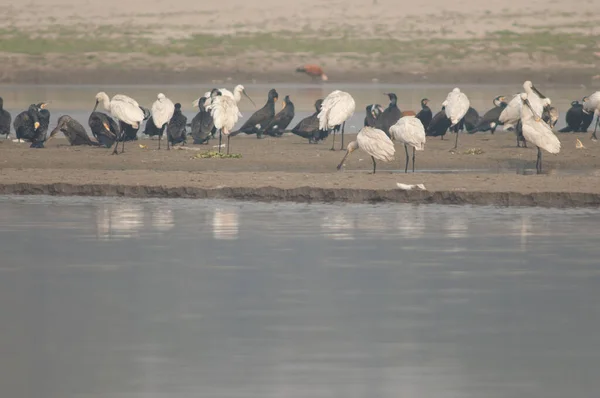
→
(212, 208, 240, 240)
(321, 212, 354, 240)
(95, 204, 144, 239)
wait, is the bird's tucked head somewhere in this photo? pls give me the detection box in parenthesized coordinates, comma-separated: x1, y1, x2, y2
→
(209, 88, 221, 98)
(582, 96, 589, 103)
(157, 93, 166, 101)
(452, 87, 461, 93)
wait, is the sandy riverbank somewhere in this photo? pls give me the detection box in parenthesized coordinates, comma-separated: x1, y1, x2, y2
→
(1, 132, 599, 207)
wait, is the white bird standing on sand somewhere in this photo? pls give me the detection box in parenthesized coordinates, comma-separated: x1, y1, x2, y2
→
(390, 116, 426, 173)
(499, 81, 550, 131)
(150, 93, 175, 150)
(319, 90, 356, 151)
(442, 87, 470, 149)
(193, 85, 255, 110)
(519, 92, 560, 174)
(337, 126, 395, 174)
(93, 92, 144, 155)
(206, 89, 240, 154)
(583, 91, 600, 140)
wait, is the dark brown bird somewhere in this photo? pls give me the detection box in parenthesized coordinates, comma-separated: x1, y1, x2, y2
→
(231, 89, 278, 139)
(296, 64, 328, 82)
(263, 95, 295, 137)
(48, 115, 100, 146)
(291, 99, 324, 143)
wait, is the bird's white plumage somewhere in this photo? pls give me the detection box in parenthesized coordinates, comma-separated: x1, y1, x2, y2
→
(584, 91, 600, 116)
(193, 85, 246, 108)
(499, 81, 548, 126)
(355, 127, 395, 162)
(318, 90, 356, 130)
(206, 95, 240, 136)
(389, 116, 426, 150)
(151, 93, 175, 128)
(520, 93, 560, 154)
(443, 88, 470, 126)
(499, 94, 523, 125)
(96, 92, 144, 128)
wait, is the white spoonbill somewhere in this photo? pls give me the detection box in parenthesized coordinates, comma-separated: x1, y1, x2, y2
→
(193, 85, 255, 109)
(520, 92, 560, 174)
(337, 126, 395, 174)
(149, 93, 175, 150)
(583, 91, 600, 140)
(93, 92, 144, 155)
(206, 89, 241, 154)
(442, 88, 470, 149)
(390, 116, 426, 173)
(499, 81, 550, 131)
(319, 90, 356, 151)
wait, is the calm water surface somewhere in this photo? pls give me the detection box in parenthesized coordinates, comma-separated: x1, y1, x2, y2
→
(0, 83, 590, 135)
(0, 196, 599, 398)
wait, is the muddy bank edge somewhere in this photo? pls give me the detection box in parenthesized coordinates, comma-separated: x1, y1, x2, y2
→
(1, 182, 600, 208)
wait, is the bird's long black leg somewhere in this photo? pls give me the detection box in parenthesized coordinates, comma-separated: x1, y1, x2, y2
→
(454, 127, 459, 149)
(372, 156, 377, 174)
(537, 147, 542, 174)
(330, 129, 335, 151)
(412, 147, 416, 173)
(340, 122, 345, 150)
(112, 125, 122, 155)
(218, 129, 222, 153)
(404, 144, 409, 173)
(158, 130, 162, 150)
(227, 135, 231, 155)
(592, 117, 599, 140)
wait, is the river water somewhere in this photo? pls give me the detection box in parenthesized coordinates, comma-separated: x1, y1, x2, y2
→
(0, 195, 599, 398)
(0, 83, 591, 135)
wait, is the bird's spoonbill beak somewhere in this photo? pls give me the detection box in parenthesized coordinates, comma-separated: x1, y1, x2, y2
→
(530, 84, 546, 99)
(242, 90, 256, 108)
(92, 99, 99, 113)
(337, 147, 354, 170)
(47, 127, 61, 142)
(523, 98, 541, 122)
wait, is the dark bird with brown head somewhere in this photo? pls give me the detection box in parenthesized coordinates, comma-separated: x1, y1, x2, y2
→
(263, 95, 295, 137)
(231, 88, 278, 139)
(0, 97, 11, 139)
(48, 115, 101, 146)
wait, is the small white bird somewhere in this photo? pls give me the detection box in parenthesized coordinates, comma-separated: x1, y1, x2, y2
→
(206, 89, 241, 154)
(443, 88, 470, 149)
(319, 90, 356, 150)
(520, 92, 560, 174)
(150, 93, 175, 150)
(93, 92, 144, 155)
(390, 116, 426, 173)
(583, 91, 600, 140)
(337, 127, 395, 174)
